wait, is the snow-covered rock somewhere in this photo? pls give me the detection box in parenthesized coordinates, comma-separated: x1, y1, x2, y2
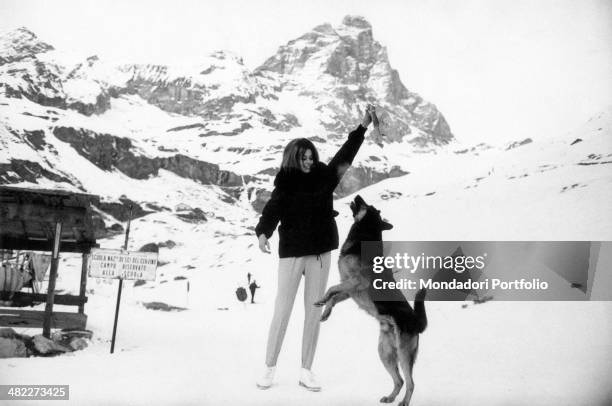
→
(32, 335, 71, 355)
(0, 336, 27, 358)
(0, 26, 54, 65)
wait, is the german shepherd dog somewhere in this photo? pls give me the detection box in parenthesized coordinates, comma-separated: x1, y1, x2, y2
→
(314, 195, 427, 406)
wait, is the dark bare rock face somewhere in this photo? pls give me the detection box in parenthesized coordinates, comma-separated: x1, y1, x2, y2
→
(251, 188, 272, 213)
(0, 160, 71, 184)
(505, 138, 533, 150)
(93, 196, 152, 222)
(335, 165, 408, 198)
(51, 126, 248, 187)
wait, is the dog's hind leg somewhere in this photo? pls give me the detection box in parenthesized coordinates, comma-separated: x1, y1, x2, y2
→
(378, 322, 403, 403)
(396, 332, 419, 406)
(320, 291, 349, 321)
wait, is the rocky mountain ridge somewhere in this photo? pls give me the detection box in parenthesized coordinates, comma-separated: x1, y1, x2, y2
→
(0, 16, 454, 233)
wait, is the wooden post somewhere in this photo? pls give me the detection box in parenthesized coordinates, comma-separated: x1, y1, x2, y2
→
(42, 221, 62, 338)
(110, 278, 123, 354)
(78, 252, 88, 314)
(110, 205, 132, 354)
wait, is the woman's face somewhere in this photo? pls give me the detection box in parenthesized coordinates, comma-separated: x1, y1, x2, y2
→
(300, 149, 314, 173)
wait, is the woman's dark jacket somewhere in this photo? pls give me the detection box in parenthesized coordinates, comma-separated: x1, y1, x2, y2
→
(255, 125, 366, 258)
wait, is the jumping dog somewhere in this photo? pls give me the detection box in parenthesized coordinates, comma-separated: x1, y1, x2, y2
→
(315, 195, 427, 406)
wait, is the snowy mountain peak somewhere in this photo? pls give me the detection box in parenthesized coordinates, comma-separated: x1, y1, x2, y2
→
(341, 15, 372, 30)
(208, 50, 244, 65)
(0, 26, 54, 65)
(250, 16, 453, 146)
(4, 26, 37, 37)
(256, 15, 381, 79)
(312, 23, 336, 35)
(1, 26, 39, 41)
(86, 55, 100, 65)
(122, 49, 255, 98)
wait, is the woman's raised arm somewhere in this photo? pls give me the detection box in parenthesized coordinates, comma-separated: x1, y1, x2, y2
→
(327, 105, 372, 184)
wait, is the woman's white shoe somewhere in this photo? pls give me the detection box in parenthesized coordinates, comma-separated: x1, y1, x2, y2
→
(299, 368, 321, 392)
(256, 366, 276, 389)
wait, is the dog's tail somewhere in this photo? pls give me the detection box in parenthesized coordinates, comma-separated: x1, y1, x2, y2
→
(413, 288, 427, 333)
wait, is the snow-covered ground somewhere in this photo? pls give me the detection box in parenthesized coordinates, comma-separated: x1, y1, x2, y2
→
(3, 298, 611, 406)
(2, 112, 612, 405)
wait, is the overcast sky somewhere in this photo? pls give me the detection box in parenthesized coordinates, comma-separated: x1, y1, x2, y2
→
(1, 0, 611, 144)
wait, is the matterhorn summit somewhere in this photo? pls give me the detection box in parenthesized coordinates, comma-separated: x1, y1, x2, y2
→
(256, 15, 453, 144)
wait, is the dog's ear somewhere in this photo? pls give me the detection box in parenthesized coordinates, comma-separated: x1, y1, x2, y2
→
(350, 195, 367, 215)
(349, 201, 358, 216)
(381, 220, 393, 230)
(354, 195, 367, 208)
(351, 195, 369, 219)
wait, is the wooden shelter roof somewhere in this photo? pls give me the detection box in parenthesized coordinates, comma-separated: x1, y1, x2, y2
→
(0, 186, 99, 253)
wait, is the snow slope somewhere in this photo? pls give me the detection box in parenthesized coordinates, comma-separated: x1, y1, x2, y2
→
(2, 108, 612, 405)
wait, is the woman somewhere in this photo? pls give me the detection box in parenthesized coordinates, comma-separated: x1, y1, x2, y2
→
(255, 105, 374, 391)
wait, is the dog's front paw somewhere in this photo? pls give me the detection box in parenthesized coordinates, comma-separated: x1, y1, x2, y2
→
(320, 308, 332, 322)
(379, 395, 395, 403)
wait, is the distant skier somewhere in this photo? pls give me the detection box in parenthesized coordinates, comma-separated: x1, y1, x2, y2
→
(249, 280, 260, 304)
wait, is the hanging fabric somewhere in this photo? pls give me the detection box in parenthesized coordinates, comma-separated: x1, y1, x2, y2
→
(29, 253, 52, 282)
(0, 263, 25, 293)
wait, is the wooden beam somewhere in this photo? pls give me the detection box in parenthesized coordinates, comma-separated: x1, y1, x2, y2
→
(1, 203, 97, 244)
(0, 309, 87, 329)
(0, 292, 87, 306)
(2, 203, 89, 225)
(43, 221, 62, 338)
(78, 253, 88, 314)
(0, 236, 96, 253)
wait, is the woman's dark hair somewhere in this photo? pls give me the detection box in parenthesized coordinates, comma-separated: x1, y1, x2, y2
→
(281, 138, 319, 170)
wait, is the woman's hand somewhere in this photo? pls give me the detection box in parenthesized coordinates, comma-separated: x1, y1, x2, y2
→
(361, 104, 373, 128)
(258, 234, 271, 253)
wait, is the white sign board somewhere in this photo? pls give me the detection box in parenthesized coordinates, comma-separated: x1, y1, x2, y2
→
(88, 248, 158, 281)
